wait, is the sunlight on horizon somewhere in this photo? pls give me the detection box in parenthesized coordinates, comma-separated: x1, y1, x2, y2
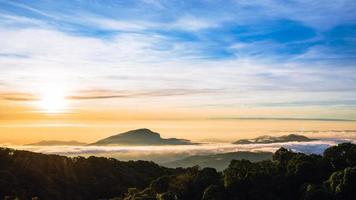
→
(35, 82, 70, 114)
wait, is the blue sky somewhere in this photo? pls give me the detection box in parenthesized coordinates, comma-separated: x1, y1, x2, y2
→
(1, 0, 355, 61)
(0, 0, 356, 119)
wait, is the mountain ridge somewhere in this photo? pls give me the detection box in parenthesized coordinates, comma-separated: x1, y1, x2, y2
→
(163, 151, 273, 171)
(90, 128, 195, 146)
(233, 134, 316, 144)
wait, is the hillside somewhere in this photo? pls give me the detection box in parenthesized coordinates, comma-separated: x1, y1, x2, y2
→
(163, 151, 273, 171)
(0, 147, 176, 200)
(0, 143, 355, 200)
(234, 134, 316, 144)
(91, 128, 194, 146)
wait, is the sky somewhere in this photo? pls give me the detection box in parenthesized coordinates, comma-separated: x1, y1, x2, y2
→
(0, 0, 356, 143)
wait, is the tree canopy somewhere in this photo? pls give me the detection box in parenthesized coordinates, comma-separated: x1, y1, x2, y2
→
(0, 143, 355, 200)
(123, 143, 356, 200)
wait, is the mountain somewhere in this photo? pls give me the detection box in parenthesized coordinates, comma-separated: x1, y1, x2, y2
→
(163, 151, 273, 171)
(91, 128, 195, 146)
(27, 140, 86, 146)
(233, 134, 316, 144)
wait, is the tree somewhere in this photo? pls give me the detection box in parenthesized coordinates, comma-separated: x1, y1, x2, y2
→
(325, 167, 356, 200)
(201, 184, 227, 200)
(300, 184, 332, 200)
(323, 143, 356, 170)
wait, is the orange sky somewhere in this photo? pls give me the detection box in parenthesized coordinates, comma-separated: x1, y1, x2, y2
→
(1, 99, 356, 144)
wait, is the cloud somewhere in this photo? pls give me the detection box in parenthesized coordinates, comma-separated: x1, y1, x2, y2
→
(170, 15, 218, 31)
(5, 139, 355, 163)
(4, 1, 58, 19)
(0, 89, 217, 102)
(85, 17, 156, 32)
(85, 14, 218, 33)
(70, 88, 217, 100)
(0, 1, 356, 112)
(0, 13, 46, 27)
(0, 92, 37, 101)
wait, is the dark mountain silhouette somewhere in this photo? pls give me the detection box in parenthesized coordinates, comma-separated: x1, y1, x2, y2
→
(91, 128, 194, 146)
(163, 151, 273, 171)
(27, 140, 86, 146)
(233, 134, 316, 144)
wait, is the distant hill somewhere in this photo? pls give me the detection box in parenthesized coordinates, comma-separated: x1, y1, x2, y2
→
(163, 151, 273, 171)
(91, 128, 195, 146)
(233, 134, 316, 144)
(27, 140, 86, 146)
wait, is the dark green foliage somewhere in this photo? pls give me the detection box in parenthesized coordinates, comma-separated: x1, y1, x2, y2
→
(168, 167, 221, 200)
(324, 166, 356, 200)
(1, 143, 356, 200)
(124, 143, 356, 200)
(300, 184, 332, 200)
(323, 142, 356, 170)
(0, 148, 175, 200)
(150, 176, 171, 194)
(273, 147, 295, 172)
(122, 166, 221, 200)
(201, 184, 227, 200)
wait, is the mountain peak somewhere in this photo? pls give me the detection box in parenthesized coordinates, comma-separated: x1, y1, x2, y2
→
(123, 128, 159, 136)
(91, 128, 194, 146)
(128, 128, 154, 132)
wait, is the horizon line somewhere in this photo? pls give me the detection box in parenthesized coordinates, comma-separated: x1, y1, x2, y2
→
(209, 117, 356, 122)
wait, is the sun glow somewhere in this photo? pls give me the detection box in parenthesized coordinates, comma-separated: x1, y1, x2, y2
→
(36, 83, 69, 113)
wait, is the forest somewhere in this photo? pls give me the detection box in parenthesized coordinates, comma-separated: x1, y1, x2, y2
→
(0, 143, 355, 200)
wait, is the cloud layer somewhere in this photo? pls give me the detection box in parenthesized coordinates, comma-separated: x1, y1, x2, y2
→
(6, 139, 355, 163)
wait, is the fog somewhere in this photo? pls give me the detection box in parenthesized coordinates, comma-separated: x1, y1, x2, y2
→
(4, 138, 354, 164)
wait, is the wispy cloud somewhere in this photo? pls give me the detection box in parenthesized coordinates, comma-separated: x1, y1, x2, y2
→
(70, 89, 218, 100)
(0, 89, 217, 101)
(0, 92, 37, 101)
(0, 0, 356, 115)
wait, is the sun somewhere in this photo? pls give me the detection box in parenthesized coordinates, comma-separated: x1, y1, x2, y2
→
(36, 83, 69, 113)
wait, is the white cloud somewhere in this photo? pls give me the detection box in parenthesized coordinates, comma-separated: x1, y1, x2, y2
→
(86, 17, 156, 31)
(4, 139, 355, 163)
(1, 7, 356, 111)
(170, 15, 218, 31)
(1, 25, 356, 109)
(86, 14, 218, 32)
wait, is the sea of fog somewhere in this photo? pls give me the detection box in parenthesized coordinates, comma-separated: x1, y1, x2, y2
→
(5, 138, 356, 164)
